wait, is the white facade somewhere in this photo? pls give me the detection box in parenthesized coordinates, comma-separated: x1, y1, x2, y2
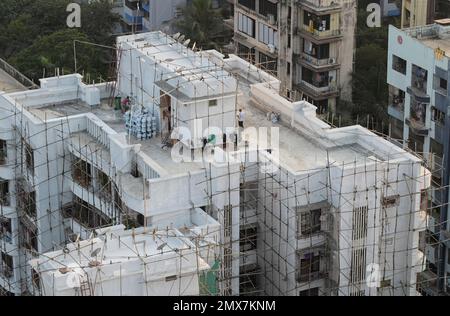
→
(30, 223, 219, 296)
(0, 31, 430, 296)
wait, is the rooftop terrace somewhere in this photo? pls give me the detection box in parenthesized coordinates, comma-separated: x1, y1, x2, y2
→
(404, 21, 450, 57)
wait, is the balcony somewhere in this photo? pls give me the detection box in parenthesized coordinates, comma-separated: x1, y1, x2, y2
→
(409, 65, 430, 103)
(407, 86, 430, 103)
(295, 80, 338, 99)
(298, 24, 342, 43)
(123, 3, 144, 26)
(406, 99, 428, 136)
(298, 52, 339, 70)
(296, 0, 342, 14)
(388, 86, 405, 120)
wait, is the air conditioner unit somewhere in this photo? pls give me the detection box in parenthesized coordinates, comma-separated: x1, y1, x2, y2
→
(268, 44, 276, 54)
(268, 14, 276, 25)
(328, 58, 336, 64)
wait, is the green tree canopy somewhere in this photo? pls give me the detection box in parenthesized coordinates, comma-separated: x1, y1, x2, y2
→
(174, 0, 225, 50)
(0, 0, 118, 82)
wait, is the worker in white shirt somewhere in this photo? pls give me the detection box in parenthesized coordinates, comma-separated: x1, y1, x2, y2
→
(238, 109, 245, 128)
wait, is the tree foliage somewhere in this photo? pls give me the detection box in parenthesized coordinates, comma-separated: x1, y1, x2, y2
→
(174, 0, 229, 50)
(344, 1, 401, 131)
(0, 0, 118, 82)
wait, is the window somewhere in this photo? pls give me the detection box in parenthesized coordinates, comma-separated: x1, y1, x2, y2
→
(20, 222, 38, 252)
(69, 196, 112, 229)
(302, 67, 330, 88)
(72, 157, 92, 188)
(418, 231, 426, 253)
(411, 64, 428, 93)
(24, 140, 34, 172)
(297, 252, 320, 282)
(224, 205, 232, 238)
(410, 98, 427, 126)
(0, 217, 11, 242)
(299, 208, 321, 236)
(0, 140, 6, 165)
(258, 23, 278, 48)
(303, 39, 330, 59)
(238, 13, 255, 38)
(287, 62, 290, 76)
(352, 206, 368, 241)
(238, 0, 255, 11)
(96, 168, 111, 198)
(303, 11, 330, 31)
(208, 99, 217, 107)
(0, 180, 9, 206)
(392, 55, 407, 74)
(408, 131, 424, 154)
(240, 181, 258, 212)
(439, 77, 447, 91)
(389, 116, 404, 140)
(448, 248, 450, 265)
(259, 0, 277, 21)
(389, 85, 405, 111)
(434, 75, 448, 95)
(0, 252, 13, 278)
(240, 225, 257, 252)
(299, 287, 319, 296)
(18, 190, 36, 219)
(431, 106, 445, 125)
(430, 139, 443, 186)
(447, 272, 450, 292)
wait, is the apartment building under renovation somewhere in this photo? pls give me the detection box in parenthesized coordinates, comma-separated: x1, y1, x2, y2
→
(231, 0, 356, 113)
(387, 20, 450, 295)
(0, 31, 432, 296)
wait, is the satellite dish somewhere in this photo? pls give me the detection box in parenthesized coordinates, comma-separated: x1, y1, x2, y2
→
(173, 32, 181, 40)
(157, 242, 168, 251)
(178, 35, 185, 43)
(90, 248, 102, 258)
(183, 39, 191, 46)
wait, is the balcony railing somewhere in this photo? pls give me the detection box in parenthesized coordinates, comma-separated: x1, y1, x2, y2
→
(296, 80, 338, 98)
(300, 53, 338, 68)
(295, 0, 342, 12)
(300, 25, 342, 40)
